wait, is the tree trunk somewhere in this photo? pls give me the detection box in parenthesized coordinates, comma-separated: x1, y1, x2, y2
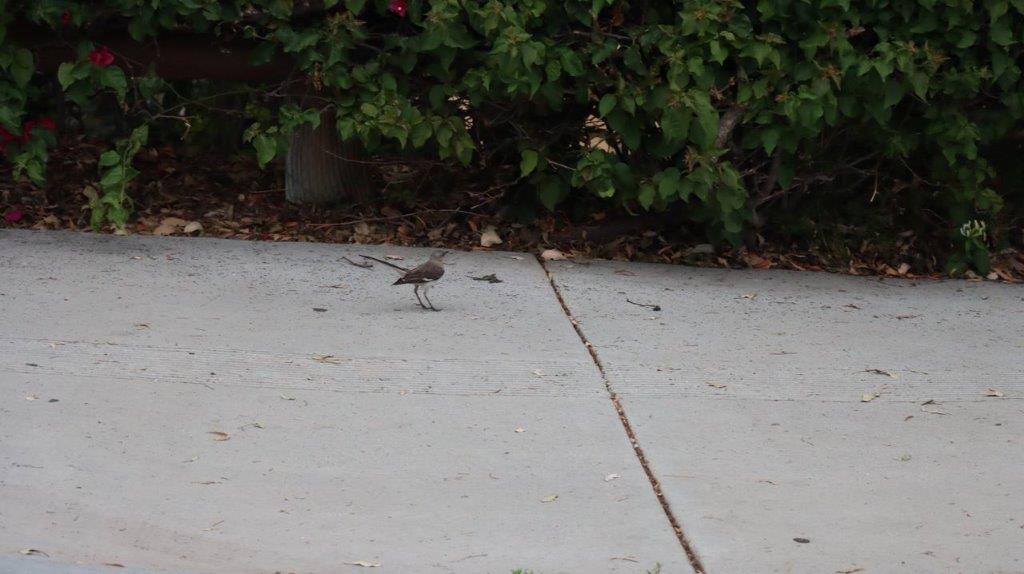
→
(285, 112, 372, 205)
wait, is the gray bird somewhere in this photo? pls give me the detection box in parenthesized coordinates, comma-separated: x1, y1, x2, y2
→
(393, 251, 447, 311)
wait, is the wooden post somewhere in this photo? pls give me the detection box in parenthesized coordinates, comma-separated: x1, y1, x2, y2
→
(285, 112, 372, 205)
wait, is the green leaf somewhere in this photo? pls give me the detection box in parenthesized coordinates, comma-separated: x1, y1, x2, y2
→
(660, 106, 690, 141)
(520, 149, 539, 177)
(538, 176, 568, 211)
(560, 50, 584, 77)
(9, 48, 33, 88)
(908, 72, 929, 100)
(345, 0, 366, 12)
(99, 166, 126, 190)
(56, 62, 77, 90)
(693, 108, 720, 149)
(760, 128, 779, 155)
(253, 135, 277, 168)
(100, 67, 128, 102)
(98, 151, 121, 168)
(656, 167, 680, 200)
(598, 94, 617, 117)
(637, 183, 655, 209)
(606, 110, 641, 150)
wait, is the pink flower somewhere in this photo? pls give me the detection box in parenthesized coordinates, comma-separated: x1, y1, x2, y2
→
(388, 0, 407, 17)
(3, 207, 24, 223)
(88, 46, 115, 67)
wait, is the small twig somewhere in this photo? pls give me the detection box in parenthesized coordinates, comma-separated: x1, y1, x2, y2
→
(360, 254, 409, 272)
(626, 298, 662, 311)
(342, 256, 373, 269)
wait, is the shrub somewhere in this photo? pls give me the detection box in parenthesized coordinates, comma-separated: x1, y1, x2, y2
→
(2, 0, 1022, 272)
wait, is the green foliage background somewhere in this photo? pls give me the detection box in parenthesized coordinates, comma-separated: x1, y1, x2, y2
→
(2, 0, 1023, 272)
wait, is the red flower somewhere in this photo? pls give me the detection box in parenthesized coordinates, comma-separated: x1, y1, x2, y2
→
(388, 0, 407, 17)
(88, 46, 115, 67)
(61, 9, 72, 25)
(0, 126, 16, 152)
(20, 117, 57, 143)
(3, 207, 24, 223)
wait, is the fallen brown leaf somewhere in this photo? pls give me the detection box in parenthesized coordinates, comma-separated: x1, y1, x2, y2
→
(208, 431, 230, 441)
(480, 225, 502, 247)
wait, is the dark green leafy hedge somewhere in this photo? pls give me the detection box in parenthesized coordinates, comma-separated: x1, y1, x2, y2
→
(2, 0, 1023, 272)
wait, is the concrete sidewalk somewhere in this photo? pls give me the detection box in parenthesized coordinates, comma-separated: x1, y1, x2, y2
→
(1, 229, 1021, 573)
(548, 259, 1024, 573)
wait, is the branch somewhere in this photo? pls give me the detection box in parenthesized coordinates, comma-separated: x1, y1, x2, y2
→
(714, 106, 747, 150)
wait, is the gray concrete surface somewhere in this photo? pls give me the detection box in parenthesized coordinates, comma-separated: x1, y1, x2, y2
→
(0, 231, 686, 574)
(548, 259, 1024, 573)
(3, 228, 1022, 574)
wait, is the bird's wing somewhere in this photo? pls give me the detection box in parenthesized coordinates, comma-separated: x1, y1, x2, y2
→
(393, 260, 444, 285)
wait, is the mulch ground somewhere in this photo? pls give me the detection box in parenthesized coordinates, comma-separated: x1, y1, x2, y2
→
(3, 141, 1022, 282)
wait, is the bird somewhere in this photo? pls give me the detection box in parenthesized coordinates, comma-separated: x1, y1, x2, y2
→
(392, 251, 448, 311)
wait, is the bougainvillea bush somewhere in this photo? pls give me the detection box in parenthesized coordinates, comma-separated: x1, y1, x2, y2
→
(1, 0, 1022, 272)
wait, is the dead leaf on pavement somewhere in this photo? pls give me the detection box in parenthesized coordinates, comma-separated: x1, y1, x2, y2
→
(740, 292, 758, 300)
(540, 494, 558, 503)
(208, 431, 230, 441)
(153, 216, 187, 236)
(345, 560, 381, 568)
(469, 273, 502, 283)
(604, 473, 621, 482)
(480, 225, 502, 247)
(984, 388, 1004, 397)
(861, 393, 878, 402)
(20, 548, 48, 557)
(920, 400, 950, 415)
(540, 248, 566, 261)
(863, 368, 897, 379)
(515, 427, 525, 433)
(312, 354, 342, 364)
(280, 394, 296, 401)
(836, 568, 865, 574)
(706, 382, 727, 389)
(609, 556, 639, 562)
(384, 254, 405, 261)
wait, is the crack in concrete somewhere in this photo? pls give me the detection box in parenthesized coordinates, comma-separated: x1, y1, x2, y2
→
(537, 258, 707, 574)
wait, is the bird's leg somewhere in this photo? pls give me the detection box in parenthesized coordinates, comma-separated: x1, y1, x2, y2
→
(422, 286, 440, 312)
(413, 284, 427, 309)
